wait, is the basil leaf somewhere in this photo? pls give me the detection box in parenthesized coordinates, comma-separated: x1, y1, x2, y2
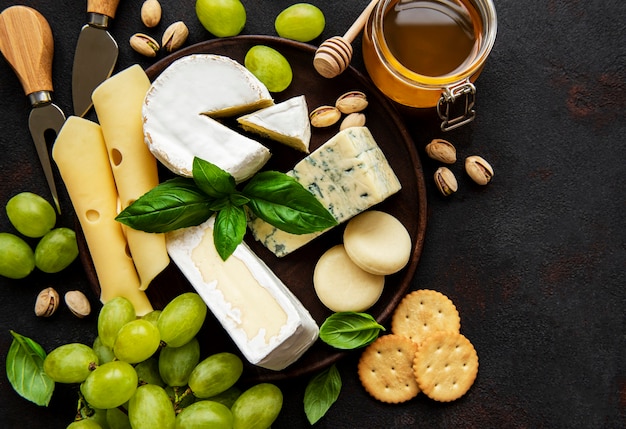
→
(6, 331, 54, 406)
(242, 171, 337, 234)
(116, 177, 215, 233)
(192, 157, 236, 198)
(319, 312, 385, 349)
(304, 364, 341, 425)
(213, 203, 247, 260)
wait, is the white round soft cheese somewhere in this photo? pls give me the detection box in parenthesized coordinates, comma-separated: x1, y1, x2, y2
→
(343, 210, 411, 275)
(143, 54, 274, 181)
(313, 244, 385, 312)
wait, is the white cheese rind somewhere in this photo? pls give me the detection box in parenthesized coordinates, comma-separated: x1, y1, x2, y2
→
(143, 54, 273, 181)
(249, 127, 402, 257)
(237, 95, 311, 152)
(166, 216, 319, 371)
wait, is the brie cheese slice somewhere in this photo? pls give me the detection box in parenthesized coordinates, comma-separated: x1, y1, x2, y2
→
(166, 216, 319, 371)
(237, 95, 311, 153)
(143, 54, 274, 181)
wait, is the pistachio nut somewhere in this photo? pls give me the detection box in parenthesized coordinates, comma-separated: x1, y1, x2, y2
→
(335, 91, 368, 114)
(141, 0, 162, 28)
(64, 290, 91, 318)
(340, 112, 366, 131)
(309, 105, 341, 127)
(425, 138, 457, 164)
(465, 155, 494, 185)
(130, 33, 160, 57)
(434, 166, 458, 196)
(35, 287, 59, 317)
(162, 21, 189, 53)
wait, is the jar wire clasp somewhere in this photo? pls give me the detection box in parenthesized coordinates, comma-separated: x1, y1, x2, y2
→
(437, 80, 476, 131)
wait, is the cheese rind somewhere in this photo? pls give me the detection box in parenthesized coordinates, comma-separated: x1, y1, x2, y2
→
(166, 216, 319, 371)
(237, 95, 311, 152)
(92, 64, 170, 290)
(143, 54, 273, 181)
(248, 127, 402, 257)
(52, 116, 153, 315)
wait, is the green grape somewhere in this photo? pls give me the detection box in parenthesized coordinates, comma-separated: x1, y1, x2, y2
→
(195, 0, 246, 37)
(206, 385, 242, 409)
(231, 383, 283, 429)
(275, 3, 325, 42)
(175, 400, 233, 429)
(6, 192, 56, 238)
(188, 352, 243, 398)
(66, 420, 103, 429)
(34, 227, 79, 273)
(106, 407, 131, 429)
(157, 293, 207, 347)
(86, 408, 109, 429)
(81, 361, 138, 409)
(244, 45, 293, 92)
(134, 357, 165, 387)
(98, 297, 136, 348)
(0, 232, 34, 279)
(113, 319, 160, 363)
(92, 336, 115, 364)
(128, 384, 176, 429)
(141, 309, 161, 327)
(43, 343, 98, 383)
(159, 337, 200, 387)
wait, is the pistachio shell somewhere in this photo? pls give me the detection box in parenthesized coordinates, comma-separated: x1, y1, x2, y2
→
(434, 166, 458, 196)
(130, 33, 160, 57)
(425, 138, 457, 164)
(64, 290, 91, 318)
(35, 287, 59, 317)
(162, 21, 189, 53)
(335, 91, 368, 114)
(309, 105, 341, 127)
(141, 0, 162, 28)
(340, 112, 366, 130)
(465, 155, 494, 185)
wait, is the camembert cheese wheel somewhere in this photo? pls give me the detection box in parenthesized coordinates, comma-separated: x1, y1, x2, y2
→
(143, 54, 273, 181)
(92, 65, 170, 290)
(52, 116, 153, 315)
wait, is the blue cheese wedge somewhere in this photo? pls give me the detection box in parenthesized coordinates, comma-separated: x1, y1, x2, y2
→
(143, 54, 274, 181)
(248, 126, 402, 257)
(166, 216, 319, 371)
(237, 95, 311, 152)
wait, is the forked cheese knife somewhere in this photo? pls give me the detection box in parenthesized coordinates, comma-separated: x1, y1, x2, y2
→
(72, 0, 120, 117)
(0, 6, 65, 213)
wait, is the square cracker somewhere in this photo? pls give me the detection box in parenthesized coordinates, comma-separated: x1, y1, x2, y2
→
(358, 334, 420, 403)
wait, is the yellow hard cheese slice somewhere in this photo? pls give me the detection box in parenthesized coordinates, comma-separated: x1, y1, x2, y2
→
(52, 116, 152, 315)
(166, 215, 319, 371)
(237, 95, 311, 153)
(92, 64, 170, 290)
(248, 127, 402, 257)
(143, 54, 273, 181)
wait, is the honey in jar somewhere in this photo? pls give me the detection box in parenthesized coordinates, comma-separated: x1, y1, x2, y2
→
(363, 0, 497, 130)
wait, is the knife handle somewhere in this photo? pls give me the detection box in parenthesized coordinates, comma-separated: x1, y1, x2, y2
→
(0, 6, 54, 96)
(88, 0, 121, 19)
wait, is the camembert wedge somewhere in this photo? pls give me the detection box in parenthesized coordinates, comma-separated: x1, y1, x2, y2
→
(166, 216, 319, 371)
(237, 95, 311, 152)
(248, 127, 402, 257)
(143, 54, 274, 181)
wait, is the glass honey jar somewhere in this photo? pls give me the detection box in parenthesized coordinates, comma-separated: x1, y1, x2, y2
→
(362, 0, 497, 130)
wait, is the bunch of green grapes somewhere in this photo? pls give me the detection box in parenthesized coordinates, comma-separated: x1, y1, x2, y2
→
(43, 293, 283, 429)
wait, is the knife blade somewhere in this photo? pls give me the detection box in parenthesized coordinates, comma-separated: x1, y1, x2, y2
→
(0, 5, 66, 214)
(72, 0, 121, 117)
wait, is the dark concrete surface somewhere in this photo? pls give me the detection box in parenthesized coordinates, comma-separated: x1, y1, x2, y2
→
(0, 0, 624, 428)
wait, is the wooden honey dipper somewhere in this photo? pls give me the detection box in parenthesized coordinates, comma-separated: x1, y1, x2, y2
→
(313, 0, 380, 78)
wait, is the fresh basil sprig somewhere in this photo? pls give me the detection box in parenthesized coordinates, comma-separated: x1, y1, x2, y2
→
(6, 330, 55, 406)
(319, 312, 385, 349)
(304, 364, 342, 425)
(116, 157, 337, 260)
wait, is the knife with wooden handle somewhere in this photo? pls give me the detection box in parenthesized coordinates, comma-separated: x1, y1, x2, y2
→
(0, 5, 65, 213)
(72, 0, 121, 117)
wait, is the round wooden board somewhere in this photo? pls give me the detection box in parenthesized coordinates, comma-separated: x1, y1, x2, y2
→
(80, 35, 427, 382)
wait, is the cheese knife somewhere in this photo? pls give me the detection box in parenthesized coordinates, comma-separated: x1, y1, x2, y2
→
(72, 0, 120, 117)
(0, 5, 65, 213)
